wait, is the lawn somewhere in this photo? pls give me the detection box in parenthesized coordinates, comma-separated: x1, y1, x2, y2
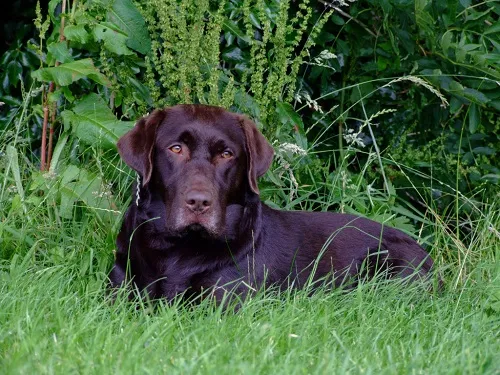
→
(1, 222, 498, 374)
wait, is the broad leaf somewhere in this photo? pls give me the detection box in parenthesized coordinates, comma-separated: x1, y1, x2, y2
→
(49, 0, 62, 21)
(276, 102, 305, 133)
(464, 88, 490, 105)
(415, 0, 434, 36)
(472, 146, 495, 156)
(107, 0, 151, 54)
(484, 21, 500, 35)
(61, 93, 133, 149)
(222, 20, 251, 43)
(47, 42, 74, 64)
(6, 145, 25, 204)
(32, 58, 109, 86)
(93, 23, 133, 55)
(222, 46, 246, 62)
(7, 61, 22, 87)
(468, 103, 480, 133)
(49, 134, 69, 173)
(440, 31, 453, 54)
(64, 24, 91, 44)
(58, 165, 115, 221)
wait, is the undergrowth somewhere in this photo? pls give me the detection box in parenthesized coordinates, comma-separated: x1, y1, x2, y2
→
(0, 0, 499, 373)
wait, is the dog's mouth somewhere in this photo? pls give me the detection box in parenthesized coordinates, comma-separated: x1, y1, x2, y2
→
(173, 222, 219, 239)
(165, 203, 228, 239)
(169, 211, 222, 237)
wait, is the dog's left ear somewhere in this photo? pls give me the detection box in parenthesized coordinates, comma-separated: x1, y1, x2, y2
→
(117, 109, 166, 186)
(238, 116, 274, 195)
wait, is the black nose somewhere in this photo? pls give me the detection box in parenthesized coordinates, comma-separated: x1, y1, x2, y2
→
(185, 190, 212, 213)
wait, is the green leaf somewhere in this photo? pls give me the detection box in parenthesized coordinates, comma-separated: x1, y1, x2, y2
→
(60, 164, 82, 186)
(455, 45, 467, 63)
(465, 7, 491, 21)
(1, 50, 12, 65)
(249, 11, 262, 29)
(464, 88, 490, 105)
(440, 31, 453, 54)
(222, 46, 245, 62)
(58, 166, 116, 221)
(472, 146, 495, 156)
(49, 134, 69, 173)
(484, 54, 500, 64)
(449, 97, 463, 114)
(276, 102, 305, 133)
(350, 82, 375, 103)
(93, 23, 133, 55)
(57, 166, 94, 219)
(266, 169, 285, 187)
(224, 32, 235, 47)
(61, 86, 75, 102)
(64, 24, 91, 44)
(128, 77, 153, 106)
(462, 44, 481, 52)
(222, 20, 251, 43)
(484, 21, 500, 35)
(441, 0, 458, 27)
(448, 80, 464, 95)
(468, 103, 480, 133)
(61, 93, 133, 149)
(31, 58, 109, 86)
(234, 89, 260, 119)
(6, 145, 25, 205)
(331, 14, 345, 26)
(481, 174, 500, 183)
(7, 61, 22, 87)
(0, 95, 22, 106)
(47, 42, 74, 64)
(489, 100, 500, 111)
(415, 0, 434, 36)
(48, 0, 61, 21)
(107, 0, 151, 54)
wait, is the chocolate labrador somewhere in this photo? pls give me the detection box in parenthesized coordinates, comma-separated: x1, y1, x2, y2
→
(110, 104, 436, 302)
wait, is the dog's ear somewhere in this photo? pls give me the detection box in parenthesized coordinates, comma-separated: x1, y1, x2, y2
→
(117, 110, 166, 186)
(238, 116, 274, 195)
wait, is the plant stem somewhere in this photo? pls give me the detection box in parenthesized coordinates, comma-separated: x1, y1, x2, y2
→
(46, 0, 67, 170)
(41, 90, 49, 171)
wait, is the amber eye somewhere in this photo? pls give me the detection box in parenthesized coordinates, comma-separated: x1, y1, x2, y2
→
(169, 145, 182, 154)
(221, 150, 233, 159)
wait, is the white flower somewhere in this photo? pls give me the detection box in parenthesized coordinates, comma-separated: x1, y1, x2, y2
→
(277, 142, 307, 156)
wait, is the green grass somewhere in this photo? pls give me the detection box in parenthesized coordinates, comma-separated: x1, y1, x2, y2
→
(1, 117, 499, 373)
(0, 220, 499, 374)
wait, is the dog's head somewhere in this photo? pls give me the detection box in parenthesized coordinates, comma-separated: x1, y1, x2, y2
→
(117, 105, 274, 238)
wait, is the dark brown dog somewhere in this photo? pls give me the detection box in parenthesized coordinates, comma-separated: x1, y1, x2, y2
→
(110, 105, 435, 302)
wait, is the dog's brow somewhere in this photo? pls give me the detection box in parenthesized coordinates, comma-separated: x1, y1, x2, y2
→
(179, 130, 195, 144)
(212, 139, 230, 151)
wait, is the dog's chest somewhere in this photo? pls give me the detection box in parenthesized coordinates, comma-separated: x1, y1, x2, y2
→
(148, 244, 233, 297)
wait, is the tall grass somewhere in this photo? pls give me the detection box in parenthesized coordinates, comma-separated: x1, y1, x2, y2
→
(1, 127, 499, 373)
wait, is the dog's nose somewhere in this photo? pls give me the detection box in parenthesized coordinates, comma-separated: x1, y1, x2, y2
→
(185, 190, 212, 213)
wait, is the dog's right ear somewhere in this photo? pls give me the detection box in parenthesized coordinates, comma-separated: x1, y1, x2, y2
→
(117, 110, 166, 186)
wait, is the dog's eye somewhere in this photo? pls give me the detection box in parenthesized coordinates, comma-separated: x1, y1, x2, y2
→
(221, 150, 233, 159)
(169, 145, 182, 154)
